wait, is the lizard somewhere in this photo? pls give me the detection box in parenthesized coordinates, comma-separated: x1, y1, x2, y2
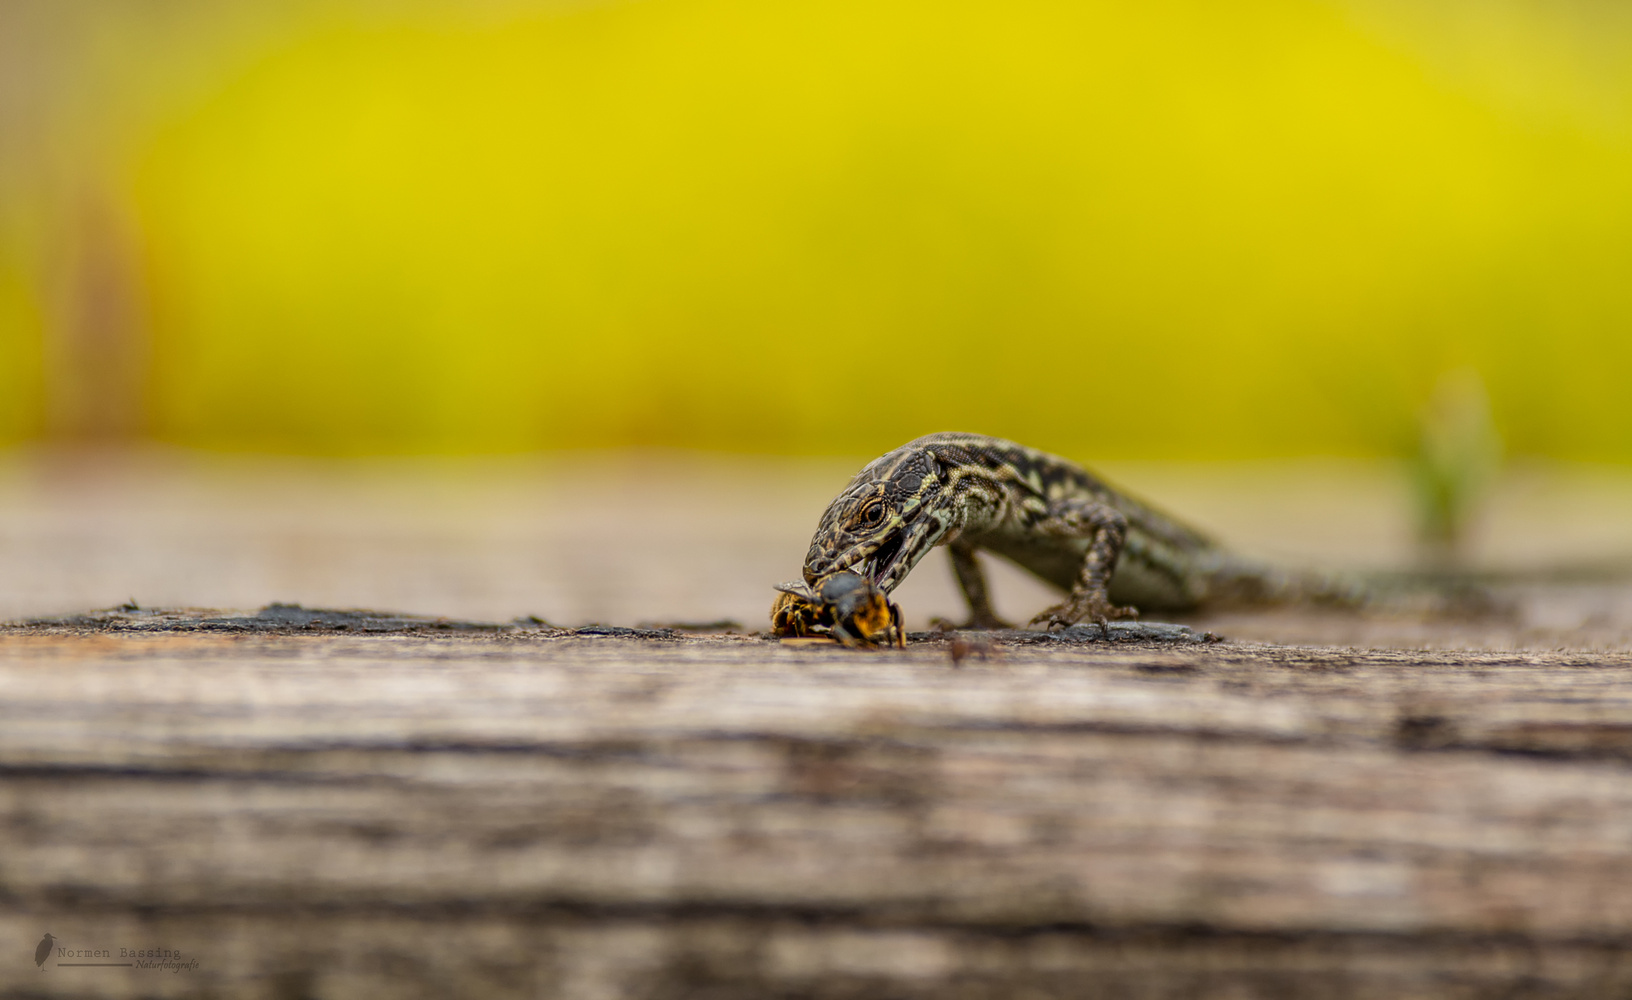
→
(775, 432, 1363, 637)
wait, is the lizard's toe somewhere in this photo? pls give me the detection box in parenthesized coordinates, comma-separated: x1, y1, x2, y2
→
(1028, 605, 1073, 631)
(1030, 600, 1138, 631)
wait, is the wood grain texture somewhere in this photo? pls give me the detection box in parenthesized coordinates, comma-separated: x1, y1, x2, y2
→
(5, 623, 1632, 998)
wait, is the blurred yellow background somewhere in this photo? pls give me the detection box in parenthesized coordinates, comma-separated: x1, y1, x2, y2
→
(2, 0, 1629, 459)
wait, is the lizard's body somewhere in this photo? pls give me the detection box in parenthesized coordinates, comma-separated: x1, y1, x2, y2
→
(796, 432, 1357, 630)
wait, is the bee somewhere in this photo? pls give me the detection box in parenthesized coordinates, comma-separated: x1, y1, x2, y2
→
(770, 571, 906, 649)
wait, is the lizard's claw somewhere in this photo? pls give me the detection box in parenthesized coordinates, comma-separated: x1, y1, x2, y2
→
(1029, 598, 1138, 633)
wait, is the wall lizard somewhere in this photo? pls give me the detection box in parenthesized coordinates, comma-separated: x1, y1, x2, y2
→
(774, 432, 1362, 638)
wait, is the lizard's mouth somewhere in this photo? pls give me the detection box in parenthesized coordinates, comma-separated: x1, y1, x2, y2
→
(863, 512, 951, 592)
(868, 538, 907, 584)
(866, 532, 908, 590)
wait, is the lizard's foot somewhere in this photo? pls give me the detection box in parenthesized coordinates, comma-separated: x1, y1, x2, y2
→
(930, 612, 1015, 632)
(1029, 597, 1138, 633)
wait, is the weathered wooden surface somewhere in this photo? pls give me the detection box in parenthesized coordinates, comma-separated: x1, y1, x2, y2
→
(7, 613, 1632, 998)
(5, 451, 1632, 995)
(4, 449, 1631, 642)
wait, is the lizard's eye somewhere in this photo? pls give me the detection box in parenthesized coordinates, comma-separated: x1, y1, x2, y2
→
(853, 503, 885, 530)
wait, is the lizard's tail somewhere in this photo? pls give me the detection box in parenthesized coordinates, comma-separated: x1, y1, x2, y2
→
(1193, 552, 1375, 609)
(1195, 552, 1500, 616)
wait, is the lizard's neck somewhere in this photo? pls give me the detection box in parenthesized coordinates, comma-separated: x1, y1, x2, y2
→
(868, 469, 960, 592)
(869, 448, 1028, 592)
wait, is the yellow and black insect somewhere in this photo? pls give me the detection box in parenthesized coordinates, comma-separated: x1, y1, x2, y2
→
(770, 572, 905, 648)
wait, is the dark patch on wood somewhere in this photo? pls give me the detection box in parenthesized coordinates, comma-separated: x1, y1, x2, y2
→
(1394, 713, 1458, 751)
(640, 619, 746, 632)
(22, 602, 508, 634)
(573, 624, 680, 639)
(907, 622, 1217, 645)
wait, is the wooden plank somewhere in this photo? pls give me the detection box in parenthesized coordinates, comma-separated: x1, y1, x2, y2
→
(5, 623, 1632, 997)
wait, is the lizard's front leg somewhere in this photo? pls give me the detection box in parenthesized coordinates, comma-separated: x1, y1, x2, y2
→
(1029, 498, 1139, 631)
(945, 540, 1014, 630)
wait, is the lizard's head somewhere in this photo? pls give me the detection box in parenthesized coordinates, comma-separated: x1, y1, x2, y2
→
(802, 449, 952, 592)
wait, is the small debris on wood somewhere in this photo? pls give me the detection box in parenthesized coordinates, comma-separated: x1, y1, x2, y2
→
(947, 636, 998, 666)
